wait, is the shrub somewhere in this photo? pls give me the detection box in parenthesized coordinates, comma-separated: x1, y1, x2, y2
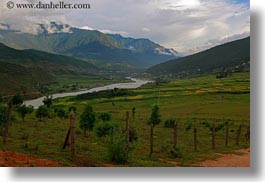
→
(16, 104, 34, 121)
(95, 122, 118, 137)
(164, 119, 176, 128)
(69, 106, 77, 113)
(35, 106, 49, 121)
(43, 95, 53, 108)
(185, 122, 193, 132)
(128, 127, 138, 142)
(107, 130, 133, 163)
(169, 147, 182, 158)
(57, 108, 66, 119)
(160, 139, 171, 152)
(98, 112, 112, 122)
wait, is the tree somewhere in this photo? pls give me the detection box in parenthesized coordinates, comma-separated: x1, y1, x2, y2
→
(0, 95, 3, 103)
(43, 95, 53, 108)
(148, 105, 161, 126)
(148, 105, 161, 156)
(98, 112, 111, 122)
(57, 108, 66, 119)
(35, 106, 49, 121)
(16, 104, 34, 122)
(12, 94, 23, 105)
(80, 105, 96, 136)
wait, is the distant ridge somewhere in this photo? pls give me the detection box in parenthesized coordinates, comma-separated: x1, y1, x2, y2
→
(147, 37, 250, 75)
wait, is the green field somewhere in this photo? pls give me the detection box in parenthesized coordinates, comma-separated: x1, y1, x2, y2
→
(47, 74, 132, 94)
(0, 72, 250, 166)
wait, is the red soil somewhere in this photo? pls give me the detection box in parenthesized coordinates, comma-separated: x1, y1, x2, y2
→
(0, 151, 63, 167)
(198, 148, 250, 167)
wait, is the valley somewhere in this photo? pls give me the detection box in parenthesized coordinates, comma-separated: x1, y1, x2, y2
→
(0, 24, 250, 167)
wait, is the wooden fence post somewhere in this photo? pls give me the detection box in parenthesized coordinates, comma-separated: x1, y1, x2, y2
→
(3, 99, 13, 144)
(173, 122, 178, 149)
(194, 124, 198, 151)
(150, 124, 154, 156)
(225, 125, 229, 147)
(70, 110, 76, 162)
(245, 125, 250, 142)
(212, 122, 216, 150)
(236, 124, 242, 145)
(126, 111, 129, 143)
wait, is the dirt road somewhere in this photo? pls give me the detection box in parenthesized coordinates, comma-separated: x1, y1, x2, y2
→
(199, 148, 250, 167)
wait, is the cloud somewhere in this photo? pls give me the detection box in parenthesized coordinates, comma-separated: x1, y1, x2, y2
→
(99, 29, 129, 36)
(0, 0, 249, 54)
(142, 27, 151, 33)
(155, 0, 201, 10)
(78, 26, 94, 31)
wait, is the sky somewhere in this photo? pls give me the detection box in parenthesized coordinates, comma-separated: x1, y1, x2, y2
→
(0, 0, 250, 55)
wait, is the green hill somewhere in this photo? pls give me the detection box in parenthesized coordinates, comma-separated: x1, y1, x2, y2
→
(0, 62, 56, 96)
(0, 43, 99, 96)
(147, 37, 250, 76)
(0, 43, 98, 75)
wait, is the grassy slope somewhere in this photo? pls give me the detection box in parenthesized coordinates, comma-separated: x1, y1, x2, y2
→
(147, 37, 250, 75)
(0, 43, 130, 96)
(0, 43, 98, 75)
(0, 62, 56, 96)
(0, 72, 250, 166)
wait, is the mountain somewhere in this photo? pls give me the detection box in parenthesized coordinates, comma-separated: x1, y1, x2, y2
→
(0, 22, 180, 68)
(147, 37, 250, 76)
(0, 43, 98, 75)
(107, 34, 179, 56)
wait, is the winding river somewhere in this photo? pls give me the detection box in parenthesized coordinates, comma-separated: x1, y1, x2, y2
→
(24, 78, 151, 108)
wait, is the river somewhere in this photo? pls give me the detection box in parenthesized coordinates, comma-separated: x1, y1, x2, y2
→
(24, 78, 151, 108)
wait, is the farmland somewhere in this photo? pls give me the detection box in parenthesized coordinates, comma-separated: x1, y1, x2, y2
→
(0, 72, 250, 166)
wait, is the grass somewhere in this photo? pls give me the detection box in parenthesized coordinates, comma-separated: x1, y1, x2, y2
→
(0, 72, 250, 166)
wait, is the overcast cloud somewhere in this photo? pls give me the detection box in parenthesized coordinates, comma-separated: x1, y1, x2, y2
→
(0, 0, 250, 55)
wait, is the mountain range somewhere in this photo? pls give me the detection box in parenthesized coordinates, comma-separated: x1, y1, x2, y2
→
(0, 22, 180, 69)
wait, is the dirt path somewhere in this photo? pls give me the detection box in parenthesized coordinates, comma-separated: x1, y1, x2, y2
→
(198, 148, 250, 167)
(0, 151, 63, 167)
